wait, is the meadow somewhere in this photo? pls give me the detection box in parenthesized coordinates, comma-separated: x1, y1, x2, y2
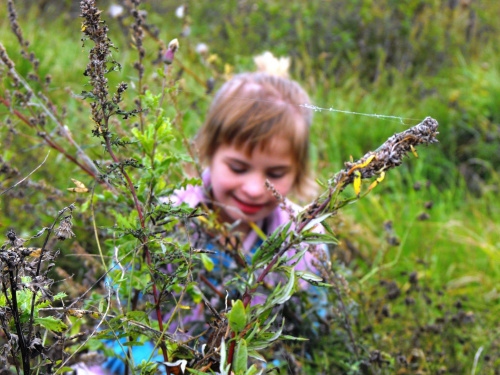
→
(0, 0, 499, 374)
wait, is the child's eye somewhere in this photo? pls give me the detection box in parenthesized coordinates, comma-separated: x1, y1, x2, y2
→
(228, 164, 247, 174)
(266, 171, 287, 179)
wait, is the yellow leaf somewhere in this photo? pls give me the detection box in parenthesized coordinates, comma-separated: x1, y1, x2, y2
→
(410, 145, 419, 158)
(353, 171, 362, 197)
(71, 178, 86, 189)
(348, 154, 375, 175)
(28, 248, 42, 258)
(68, 309, 84, 318)
(178, 305, 191, 310)
(197, 216, 209, 224)
(249, 222, 267, 241)
(368, 171, 385, 191)
(68, 178, 89, 193)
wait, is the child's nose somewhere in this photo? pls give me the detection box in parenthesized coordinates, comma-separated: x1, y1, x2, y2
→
(241, 174, 266, 199)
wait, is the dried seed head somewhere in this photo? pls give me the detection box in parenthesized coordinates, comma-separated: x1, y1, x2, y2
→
(54, 215, 75, 241)
(112, 82, 128, 104)
(336, 117, 439, 190)
(0, 43, 15, 70)
(7, 229, 17, 243)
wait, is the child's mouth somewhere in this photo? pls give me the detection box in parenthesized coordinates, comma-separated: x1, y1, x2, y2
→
(232, 196, 266, 215)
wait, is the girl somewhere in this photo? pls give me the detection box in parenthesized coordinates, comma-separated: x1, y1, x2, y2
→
(177, 53, 316, 253)
(91, 53, 327, 375)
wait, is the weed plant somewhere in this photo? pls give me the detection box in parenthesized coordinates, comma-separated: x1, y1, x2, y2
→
(0, 1, 499, 374)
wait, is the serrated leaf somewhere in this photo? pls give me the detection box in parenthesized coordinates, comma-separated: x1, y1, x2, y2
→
(35, 316, 67, 332)
(228, 300, 247, 334)
(53, 292, 67, 301)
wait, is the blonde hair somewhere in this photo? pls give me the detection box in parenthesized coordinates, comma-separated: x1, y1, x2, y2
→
(196, 69, 315, 198)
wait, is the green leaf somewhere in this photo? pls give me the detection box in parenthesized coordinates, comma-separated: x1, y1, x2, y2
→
(228, 300, 247, 334)
(200, 254, 214, 272)
(186, 283, 202, 304)
(34, 316, 67, 332)
(302, 213, 332, 232)
(53, 292, 67, 301)
(98, 298, 105, 313)
(248, 351, 266, 363)
(126, 311, 147, 322)
(246, 365, 262, 375)
(219, 339, 230, 375)
(55, 367, 76, 374)
(234, 339, 248, 374)
(301, 232, 338, 245)
(295, 271, 323, 283)
(280, 335, 308, 341)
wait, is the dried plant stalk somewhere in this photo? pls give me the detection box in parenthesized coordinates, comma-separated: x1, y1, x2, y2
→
(338, 116, 439, 187)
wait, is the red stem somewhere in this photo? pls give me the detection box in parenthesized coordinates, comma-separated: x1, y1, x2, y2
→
(228, 191, 335, 369)
(103, 136, 169, 366)
(0, 96, 97, 179)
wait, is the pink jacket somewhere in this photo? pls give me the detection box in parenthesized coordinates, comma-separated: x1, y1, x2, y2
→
(169, 169, 324, 274)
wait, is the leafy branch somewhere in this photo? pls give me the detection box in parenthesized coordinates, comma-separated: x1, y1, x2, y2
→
(226, 116, 440, 370)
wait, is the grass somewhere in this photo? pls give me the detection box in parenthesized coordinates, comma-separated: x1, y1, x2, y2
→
(1, 1, 500, 373)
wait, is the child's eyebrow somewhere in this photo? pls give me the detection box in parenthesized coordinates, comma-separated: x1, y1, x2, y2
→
(266, 165, 292, 170)
(225, 157, 249, 165)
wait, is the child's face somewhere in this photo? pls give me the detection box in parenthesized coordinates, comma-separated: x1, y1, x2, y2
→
(209, 137, 296, 225)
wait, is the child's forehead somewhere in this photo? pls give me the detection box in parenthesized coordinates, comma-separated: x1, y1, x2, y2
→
(229, 135, 294, 159)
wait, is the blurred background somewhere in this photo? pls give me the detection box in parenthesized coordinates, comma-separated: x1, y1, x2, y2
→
(1, 0, 499, 373)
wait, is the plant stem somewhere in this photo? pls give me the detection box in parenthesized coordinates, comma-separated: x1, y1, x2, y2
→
(27, 206, 71, 343)
(0, 95, 97, 178)
(9, 270, 30, 374)
(229, 189, 336, 368)
(103, 134, 170, 367)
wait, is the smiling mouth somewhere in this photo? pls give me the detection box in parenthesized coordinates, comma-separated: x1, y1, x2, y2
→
(231, 195, 266, 215)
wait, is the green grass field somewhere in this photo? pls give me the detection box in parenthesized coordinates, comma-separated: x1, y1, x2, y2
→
(1, 1, 499, 373)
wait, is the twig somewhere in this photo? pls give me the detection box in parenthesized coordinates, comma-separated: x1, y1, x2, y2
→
(0, 150, 50, 197)
(58, 288, 113, 369)
(27, 204, 74, 343)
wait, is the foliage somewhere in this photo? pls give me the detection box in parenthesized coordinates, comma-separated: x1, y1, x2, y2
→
(0, 0, 499, 374)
